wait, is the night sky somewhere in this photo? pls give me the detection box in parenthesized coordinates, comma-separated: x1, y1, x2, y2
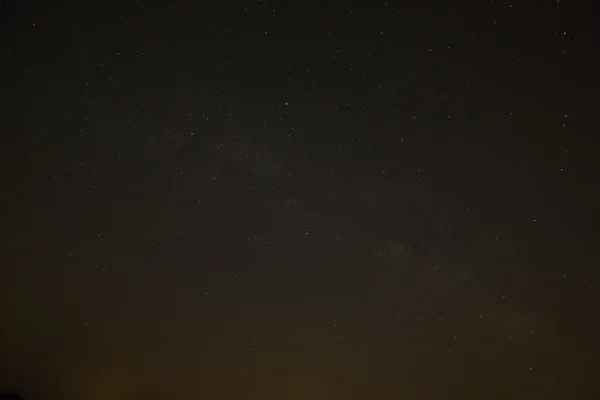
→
(1, 1, 600, 398)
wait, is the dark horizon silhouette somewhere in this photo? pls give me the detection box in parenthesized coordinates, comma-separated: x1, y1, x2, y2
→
(0, 394, 24, 400)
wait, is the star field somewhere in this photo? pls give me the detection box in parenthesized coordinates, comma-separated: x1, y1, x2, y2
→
(1, 1, 599, 399)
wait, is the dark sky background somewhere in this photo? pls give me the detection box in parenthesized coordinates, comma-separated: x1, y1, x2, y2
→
(1, 1, 599, 398)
